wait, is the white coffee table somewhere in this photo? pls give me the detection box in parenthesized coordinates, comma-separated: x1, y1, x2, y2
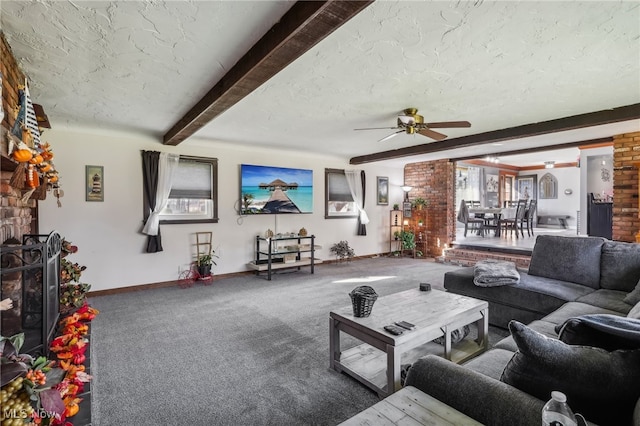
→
(329, 288, 488, 398)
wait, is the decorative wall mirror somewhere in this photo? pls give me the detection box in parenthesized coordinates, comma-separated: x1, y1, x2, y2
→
(539, 173, 558, 199)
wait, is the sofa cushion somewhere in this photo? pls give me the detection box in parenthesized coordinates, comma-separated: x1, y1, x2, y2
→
(575, 289, 632, 314)
(445, 268, 594, 324)
(629, 301, 640, 320)
(527, 235, 604, 289)
(624, 279, 640, 305)
(463, 348, 515, 380)
(556, 314, 640, 351)
(541, 302, 625, 326)
(500, 320, 640, 426)
(600, 241, 640, 292)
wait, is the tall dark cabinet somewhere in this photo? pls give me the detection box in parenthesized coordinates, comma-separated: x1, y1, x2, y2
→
(587, 193, 612, 239)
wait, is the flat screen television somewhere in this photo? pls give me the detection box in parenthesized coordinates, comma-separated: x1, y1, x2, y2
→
(240, 164, 313, 214)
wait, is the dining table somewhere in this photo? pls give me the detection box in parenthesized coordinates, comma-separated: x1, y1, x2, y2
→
(468, 207, 517, 237)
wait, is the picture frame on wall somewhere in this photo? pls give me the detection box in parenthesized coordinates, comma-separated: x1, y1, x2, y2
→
(515, 174, 537, 201)
(486, 174, 499, 193)
(376, 176, 389, 205)
(86, 165, 104, 202)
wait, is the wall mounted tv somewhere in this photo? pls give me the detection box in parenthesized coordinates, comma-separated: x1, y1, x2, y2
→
(240, 164, 313, 214)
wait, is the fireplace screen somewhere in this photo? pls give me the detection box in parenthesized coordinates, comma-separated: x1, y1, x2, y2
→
(1, 231, 61, 356)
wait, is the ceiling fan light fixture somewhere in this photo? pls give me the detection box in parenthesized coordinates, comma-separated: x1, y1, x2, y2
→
(398, 115, 414, 125)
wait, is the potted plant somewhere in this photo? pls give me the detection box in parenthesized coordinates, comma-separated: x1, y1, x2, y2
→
(399, 231, 416, 251)
(196, 250, 218, 277)
(330, 240, 355, 262)
(392, 203, 400, 210)
(412, 197, 428, 210)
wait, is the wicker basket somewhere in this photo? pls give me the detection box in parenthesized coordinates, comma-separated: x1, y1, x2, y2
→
(349, 286, 378, 317)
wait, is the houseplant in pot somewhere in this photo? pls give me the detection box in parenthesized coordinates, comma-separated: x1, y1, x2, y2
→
(196, 250, 218, 278)
(399, 230, 416, 252)
(412, 197, 428, 210)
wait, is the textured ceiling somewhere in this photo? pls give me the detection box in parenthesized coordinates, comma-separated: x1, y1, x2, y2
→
(2, 1, 639, 167)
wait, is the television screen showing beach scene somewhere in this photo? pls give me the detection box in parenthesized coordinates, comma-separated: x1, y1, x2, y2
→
(240, 164, 313, 214)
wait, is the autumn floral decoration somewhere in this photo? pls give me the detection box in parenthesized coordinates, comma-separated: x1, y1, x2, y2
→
(46, 304, 98, 423)
(59, 239, 91, 315)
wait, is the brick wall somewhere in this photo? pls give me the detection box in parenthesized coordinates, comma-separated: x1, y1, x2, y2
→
(613, 131, 640, 242)
(1, 31, 25, 130)
(1, 31, 34, 243)
(0, 169, 35, 242)
(441, 247, 531, 269)
(404, 159, 455, 256)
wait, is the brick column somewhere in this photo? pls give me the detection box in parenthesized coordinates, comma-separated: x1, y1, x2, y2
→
(612, 131, 640, 242)
(404, 159, 455, 257)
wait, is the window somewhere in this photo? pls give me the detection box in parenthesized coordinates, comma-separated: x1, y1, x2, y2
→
(325, 168, 357, 218)
(159, 156, 218, 223)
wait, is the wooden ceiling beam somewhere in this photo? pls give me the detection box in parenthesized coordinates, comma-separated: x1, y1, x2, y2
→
(349, 104, 640, 164)
(449, 137, 613, 163)
(164, 0, 374, 146)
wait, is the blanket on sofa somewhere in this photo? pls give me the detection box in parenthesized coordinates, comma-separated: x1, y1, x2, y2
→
(473, 259, 520, 287)
(556, 314, 640, 350)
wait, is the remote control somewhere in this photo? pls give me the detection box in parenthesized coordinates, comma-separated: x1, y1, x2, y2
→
(395, 321, 415, 330)
(384, 325, 405, 335)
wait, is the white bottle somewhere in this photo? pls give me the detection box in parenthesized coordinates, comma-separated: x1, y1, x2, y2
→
(542, 391, 577, 426)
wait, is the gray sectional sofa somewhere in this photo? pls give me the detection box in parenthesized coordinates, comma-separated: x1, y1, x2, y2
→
(404, 235, 640, 426)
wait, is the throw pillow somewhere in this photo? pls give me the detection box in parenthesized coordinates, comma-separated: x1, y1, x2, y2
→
(500, 320, 640, 425)
(629, 301, 640, 320)
(600, 241, 640, 292)
(527, 235, 604, 289)
(623, 278, 640, 305)
(556, 314, 640, 351)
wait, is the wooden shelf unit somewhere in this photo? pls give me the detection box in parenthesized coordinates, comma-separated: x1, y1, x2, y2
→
(247, 235, 320, 280)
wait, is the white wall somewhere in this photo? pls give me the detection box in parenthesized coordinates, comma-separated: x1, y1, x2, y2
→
(586, 155, 614, 199)
(527, 166, 581, 228)
(38, 127, 403, 291)
(579, 146, 614, 234)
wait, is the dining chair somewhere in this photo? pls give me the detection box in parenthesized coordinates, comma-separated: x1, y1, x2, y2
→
(457, 200, 485, 237)
(499, 199, 527, 238)
(522, 199, 537, 237)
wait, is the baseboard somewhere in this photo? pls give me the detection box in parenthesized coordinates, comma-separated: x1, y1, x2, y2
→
(87, 254, 429, 297)
(87, 270, 254, 297)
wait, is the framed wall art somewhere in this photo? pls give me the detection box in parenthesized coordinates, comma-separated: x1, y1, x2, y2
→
(86, 165, 104, 202)
(376, 176, 389, 205)
(486, 174, 499, 193)
(515, 174, 537, 201)
(239, 164, 312, 214)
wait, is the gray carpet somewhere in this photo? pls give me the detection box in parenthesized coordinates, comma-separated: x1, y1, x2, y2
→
(89, 257, 507, 426)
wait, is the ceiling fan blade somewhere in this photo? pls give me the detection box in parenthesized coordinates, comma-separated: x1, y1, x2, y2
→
(418, 128, 448, 141)
(354, 126, 399, 131)
(424, 121, 471, 128)
(378, 130, 404, 142)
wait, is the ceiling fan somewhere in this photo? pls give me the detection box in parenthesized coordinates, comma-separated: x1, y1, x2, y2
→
(355, 108, 471, 142)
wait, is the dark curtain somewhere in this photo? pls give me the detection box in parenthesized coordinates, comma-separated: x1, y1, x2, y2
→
(357, 170, 367, 236)
(141, 151, 162, 253)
